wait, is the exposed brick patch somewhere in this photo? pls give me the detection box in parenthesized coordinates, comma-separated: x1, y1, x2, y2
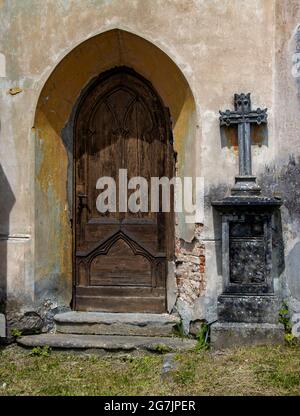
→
(175, 228, 206, 304)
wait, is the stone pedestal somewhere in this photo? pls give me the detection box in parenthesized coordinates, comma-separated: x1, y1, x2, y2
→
(231, 175, 261, 196)
(210, 322, 284, 349)
(217, 294, 281, 324)
(211, 195, 284, 349)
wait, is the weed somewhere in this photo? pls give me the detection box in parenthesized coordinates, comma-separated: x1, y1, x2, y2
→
(152, 344, 172, 354)
(195, 321, 209, 351)
(11, 328, 22, 338)
(279, 301, 297, 346)
(30, 345, 52, 357)
(279, 302, 292, 333)
(284, 333, 298, 347)
(173, 319, 185, 339)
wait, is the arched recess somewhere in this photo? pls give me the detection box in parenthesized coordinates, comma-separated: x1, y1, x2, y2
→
(33, 29, 197, 307)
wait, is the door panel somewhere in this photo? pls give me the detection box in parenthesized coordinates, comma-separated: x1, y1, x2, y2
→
(89, 239, 152, 287)
(74, 67, 174, 313)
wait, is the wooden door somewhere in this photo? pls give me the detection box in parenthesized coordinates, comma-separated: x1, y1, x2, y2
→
(73, 67, 175, 313)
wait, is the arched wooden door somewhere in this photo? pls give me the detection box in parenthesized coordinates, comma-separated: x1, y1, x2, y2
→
(74, 67, 175, 313)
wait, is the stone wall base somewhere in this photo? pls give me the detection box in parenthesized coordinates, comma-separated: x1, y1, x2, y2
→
(210, 322, 284, 350)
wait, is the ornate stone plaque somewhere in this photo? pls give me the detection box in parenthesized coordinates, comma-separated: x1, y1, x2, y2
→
(229, 217, 266, 286)
(217, 209, 274, 294)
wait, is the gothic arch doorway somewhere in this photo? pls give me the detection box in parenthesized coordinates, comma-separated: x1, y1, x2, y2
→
(73, 67, 175, 312)
(33, 29, 197, 313)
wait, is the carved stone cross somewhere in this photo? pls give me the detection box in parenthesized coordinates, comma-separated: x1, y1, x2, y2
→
(219, 93, 267, 177)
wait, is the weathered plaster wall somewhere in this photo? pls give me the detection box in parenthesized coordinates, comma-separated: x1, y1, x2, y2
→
(0, 0, 280, 332)
(265, 0, 300, 334)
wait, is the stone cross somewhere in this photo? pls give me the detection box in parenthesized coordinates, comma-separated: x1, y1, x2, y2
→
(219, 93, 267, 176)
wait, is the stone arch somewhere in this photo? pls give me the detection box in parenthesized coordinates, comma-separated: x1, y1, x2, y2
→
(33, 29, 197, 307)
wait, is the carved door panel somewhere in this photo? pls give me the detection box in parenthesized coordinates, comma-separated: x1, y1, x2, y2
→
(74, 67, 174, 313)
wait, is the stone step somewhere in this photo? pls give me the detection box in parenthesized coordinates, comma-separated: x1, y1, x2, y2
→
(17, 333, 196, 353)
(54, 312, 180, 337)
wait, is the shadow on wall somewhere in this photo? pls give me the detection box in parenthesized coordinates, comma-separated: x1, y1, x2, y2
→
(272, 209, 285, 280)
(0, 164, 16, 313)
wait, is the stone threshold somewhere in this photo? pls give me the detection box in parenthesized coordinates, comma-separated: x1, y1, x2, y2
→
(17, 333, 196, 353)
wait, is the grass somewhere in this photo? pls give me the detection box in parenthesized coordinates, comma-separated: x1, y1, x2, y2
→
(0, 343, 300, 395)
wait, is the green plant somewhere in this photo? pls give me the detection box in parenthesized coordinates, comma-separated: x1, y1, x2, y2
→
(11, 328, 22, 338)
(30, 345, 52, 357)
(173, 319, 185, 339)
(279, 302, 292, 333)
(279, 302, 296, 346)
(195, 321, 209, 351)
(284, 333, 298, 347)
(152, 344, 172, 354)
